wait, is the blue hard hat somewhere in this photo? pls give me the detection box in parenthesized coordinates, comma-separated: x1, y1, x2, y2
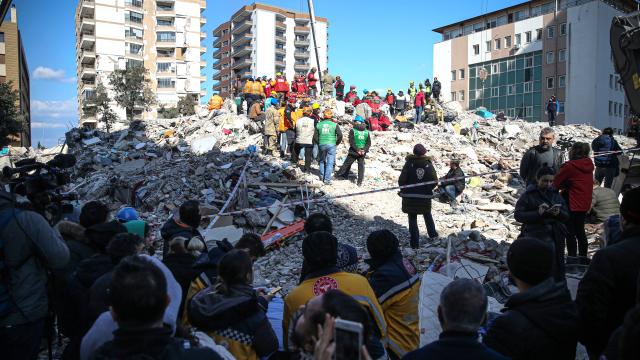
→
(354, 116, 364, 123)
(116, 207, 139, 223)
(363, 89, 369, 93)
(270, 98, 279, 105)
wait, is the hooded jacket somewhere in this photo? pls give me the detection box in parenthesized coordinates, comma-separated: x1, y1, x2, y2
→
(163, 253, 200, 318)
(398, 155, 438, 214)
(591, 134, 622, 168)
(0, 191, 69, 326)
(188, 284, 278, 360)
(514, 184, 570, 238)
(575, 226, 640, 356)
(483, 278, 579, 360)
(161, 216, 204, 258)
(553, 157, 595, 212)
(441, 167, 466, 194)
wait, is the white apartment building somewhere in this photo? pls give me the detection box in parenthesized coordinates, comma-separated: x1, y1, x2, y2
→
(76, 0, 206, 126)
(213, 3, 328, 98)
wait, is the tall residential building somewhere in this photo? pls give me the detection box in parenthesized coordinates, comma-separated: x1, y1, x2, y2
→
(212, 3, 329, 98)
(1, 4, 30, 147)
(433, 0, 635, 131)
(76, 0, 207, 127)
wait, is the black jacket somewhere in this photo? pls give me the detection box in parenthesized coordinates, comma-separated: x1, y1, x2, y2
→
(347, 123, 371, 155)
(91, 325, 221, 360)
(160, 217, 203, 257)
(163, 253, 201, 318)
(441, 167, 466, 193)
(519, 145, 564, 185)
(483, 278, 579, 360)
(514, 185, 569, 239)
(592, 134, 622, 168)
(398, 155, 438, 214)
(432, 80, 442, 92)
(575, 226, 640, 356)
(403, 331, 508, 360)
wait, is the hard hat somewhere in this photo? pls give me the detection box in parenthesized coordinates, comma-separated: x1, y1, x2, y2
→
(303, 106, 312, 115)
(262, 75, 267, 79)
(410, 81, 414, 84)
(354, 116, 364, 123)
(387, 88, 392, 92)
(312, 103, 320, 109)
(270, 98, 279, 105)
(363, 89, 369, 93)
(116, 207, 139, 223)
(323, 109, 333, 119)
(276, 72, 282, 76)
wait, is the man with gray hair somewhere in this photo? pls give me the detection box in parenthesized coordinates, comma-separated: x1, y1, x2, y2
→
(519, 127, 564, 186)
(402, 279, 508, 360)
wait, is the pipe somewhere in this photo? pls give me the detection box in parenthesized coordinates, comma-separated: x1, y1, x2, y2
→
(307, 0, 323, 92)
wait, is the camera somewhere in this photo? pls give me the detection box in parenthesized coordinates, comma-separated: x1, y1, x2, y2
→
(2, 154, 78, 224)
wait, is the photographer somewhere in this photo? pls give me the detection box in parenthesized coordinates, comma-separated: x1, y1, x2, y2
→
(0, 187, 70, 360)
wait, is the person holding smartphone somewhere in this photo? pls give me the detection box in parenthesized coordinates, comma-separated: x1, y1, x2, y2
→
(514, 166, 570, 281)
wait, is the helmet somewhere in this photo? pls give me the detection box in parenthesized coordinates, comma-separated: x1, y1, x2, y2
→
(270, 98, 279, 105)
(312, 103, 320, 110)
(363, 89, 369, 93)
(262, 75, 267, 80)
(350, 85, 356, 89)
(276, 72, 282, 76)
(387, 88, 392, 92)
(409, 81, 414, 85)
(303, 106, 312, 115)
(323, 109, 333, 119)
(116, 207, 139, 223)
(354, 116, 364, 123)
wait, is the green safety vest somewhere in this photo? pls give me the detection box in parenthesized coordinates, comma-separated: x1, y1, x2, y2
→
(408, 87, 417, 96)
(425, 86, 432, 93)
(353, 129, 368, 149)
(317, 120, 337, 145)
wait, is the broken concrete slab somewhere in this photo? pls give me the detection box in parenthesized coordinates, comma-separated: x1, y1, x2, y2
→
(114, 159, 146, 175)
(190, 136, 217, 155)
(205, 225, 244, 246)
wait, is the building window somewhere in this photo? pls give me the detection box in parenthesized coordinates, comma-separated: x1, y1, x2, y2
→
(157, 32, 176, 42)
(609, 101, 613, 115)
(558, 49, 566, 62)
(524, 82, 533, 93)
(451, 92, 457, 101)
(495, 39, 501, 50)
(158, 78, 175, 88)
(514, 9, 528, 21)
(525, 31, 532, 43)
(491, 87, 499, 97)
(125, 11, 143, 24)
(125, 27, 143, 39)
(560, 23, 567, 36)
(276, 54, 285, 62)
(558, 102, 565, 114)
(473, 44, 480, 55)
(0, 32, 4, 42)
(515, 33, 521, 45)
(222, 29, 229, 35)
(126, 59, 142, 69)
(222, 40, 229, 47)
(508, 59, 516, 70)
(157, 2, 173, 10)
(486, 41, 492, 52)
(546, 76, 555, 89)
(547, 26, 555, 38)
(127, 42, 142, 55)
(525, 57, 534, 68)
(459, 90, 465, 101)
(497, 15, 507, 26)
(451, 70, 456, 81)
(615, 76, 619, 90)
(536, 28, 543, 41)
(610, 74, 614, 89)
(558, 75, 566, 88)
(492, 64, 499, 73)
(546, 51, 554, 64)
(507, 84, 515, 95)
(505, 36, 512, 47)
(157, 63, 173, 73)
(618, 103, 623, 117)
(125, 0, 142, 7)
(459, 69, 465, 79)
(157, 18, 174, 26)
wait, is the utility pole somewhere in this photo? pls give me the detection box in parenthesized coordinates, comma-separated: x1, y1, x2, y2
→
(307, 0, 322, 93)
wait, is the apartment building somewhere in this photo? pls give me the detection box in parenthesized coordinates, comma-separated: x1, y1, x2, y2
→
(75, 0, 206, 127)
(1, 4, 30, 147)
(433, 0, 634, 130)
(213, 3, 329, 98)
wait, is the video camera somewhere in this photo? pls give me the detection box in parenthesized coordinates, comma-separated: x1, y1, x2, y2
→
(2, 154, 78, 224)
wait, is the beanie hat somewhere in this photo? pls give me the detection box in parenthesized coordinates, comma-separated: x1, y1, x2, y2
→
(85, 220, 128, 252)
(507, 237, 553, 285)
(366, 230, 399, 269)
(413, 144, 427, 156)
(270, 98, 279, 106)
(302, 231, 338, 270)
(336, 243, 359, 273)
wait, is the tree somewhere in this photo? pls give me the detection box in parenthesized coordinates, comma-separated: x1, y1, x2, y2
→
(0, 81, 23, 147)
(177, 94, 197, 116)
(93, 83, 117, 133)
(108, 65, 155, 122)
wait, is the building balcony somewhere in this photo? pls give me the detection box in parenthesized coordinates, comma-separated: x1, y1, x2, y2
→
(125, 35, 144, 44)
(294, 39, 310, 46)
(125, 19, 144, 28)
(156, 40, 176, 48)
(125, 51, 143, 60)
(201, 60, 206, 68)
(156, 7, 175, 16)
(232, 45, 251, 57)
(213, 37, 222, 48)
(294, 63, 310, 71)
(294, 26, 310, 34)
(212, 48, 222, 59)
(200, 31, 206, 39)
(80, 65, 96, 80)
(125, 1, 143, 10)
(275, 47, 286, 56)
(236, 70, 252, 79)
(80, 32, 96, 49)
(232, 58, 252, 70)
(80, 17, 95, 33)
(80, 0, 95, 18)
(200, 0, 206, 10)
(231, 33, 252, 47)
(213, 71, 223, 80)
(201, 46, 207, 54)
(275, 35, 286, 43)
(233, 20, 253, 34)
(294, 51, 309, 59)
(213, 82, 221, 91)
(275, 60, 285, 67)
(200, 17, 206, 25)
(80, 49, 96, 64)
(276, 21, 286, 30)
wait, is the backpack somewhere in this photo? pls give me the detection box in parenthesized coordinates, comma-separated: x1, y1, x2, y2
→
(0, 207, 21, 318)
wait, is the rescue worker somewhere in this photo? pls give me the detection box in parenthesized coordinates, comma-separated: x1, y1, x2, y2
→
(313, 109, 343, 184)
(322, 69, 335, 97)
(335, 116, 370, 186)
(310, 103, 321, 125)
(273, 72, 289, 100)
(385, 89, 396, 116)
(307, 67, 318, 98)
(424, 79, 432, 99)
(243, 77, 254, 113)
(295, 75, 308, 97)
(407, 81, 417, 105)
(334, 75, 345, 101)
(249, 99, 264, 122)
(398, 144, 439, 249)
(365, 230, 420, 359)
(250, 78, 265, 102)
(208, 93, 223, 111)
(264, 78, 273, 98)
(264, 98, 280, 155)
(293, 107, 315, 173)
(279, 99, 297, 157)
(395, 90, 408, 116)
(432, 77, 442, 101)
(344, 85, 359, 103)
(414, 85, 426, 123)
(282, 231, 387, 351)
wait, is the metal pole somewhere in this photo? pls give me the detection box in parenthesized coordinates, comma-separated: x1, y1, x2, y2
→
(307, 0, 323, 93)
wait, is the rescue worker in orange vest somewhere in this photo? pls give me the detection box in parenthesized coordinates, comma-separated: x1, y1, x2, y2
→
(208, 93, 223, 111)
(273, 72, 290, 101)
(243, 77, 255, 113)
(295, 75, 308, 97)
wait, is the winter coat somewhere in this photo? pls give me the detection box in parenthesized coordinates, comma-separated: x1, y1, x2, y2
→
(322, 73, 335, 93)
(519, 145, 564, 185)
(592, 134, 622, 168)
(441, 167, 466, 194)
(274, 76, 289, 93)
(483, 278, 579, 360)
(334, 80, 345, 94)
(546, 100, 557, 113)
(160, 217, 204, 258)
(188, 283, 278, 360)
(590, 186, 620, 223)
(295, 116, 315, 145)
(347, 123, 371, 155)
(385, 93, 395, 105)
(414, 91, 426, 107)
(249, 102, 263, 120)
(90, 325, 221, 360)
(553, 157, 595, 212)
(345, 91, 359, 103)
(86, 271, 112, 332)
(0, 190, 69, 327)
(395, 95, 408, 110)
(366, 252, 420, 359)
(163, 253, 201, 319)
(398, 155, 438, 214)
(404, 331, 508, 360)
(432, 80, 442, 92)
(307, 71, 317, 87)
(575, 226, 640, 356)
(264, 107, 280, 136)
(514, 184, 569, 239)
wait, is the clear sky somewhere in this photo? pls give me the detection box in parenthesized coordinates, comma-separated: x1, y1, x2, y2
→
(13, 0, 522, 147)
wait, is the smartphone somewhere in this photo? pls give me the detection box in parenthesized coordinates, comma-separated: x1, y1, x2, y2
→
(334, 318, 363, 360)
(267, 286, 282, 297)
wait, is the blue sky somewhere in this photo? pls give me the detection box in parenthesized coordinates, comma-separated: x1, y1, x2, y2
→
(14, 0, 521, 147)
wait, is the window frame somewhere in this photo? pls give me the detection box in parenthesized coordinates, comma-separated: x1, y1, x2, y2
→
(546, 76, 555, 89)
(546, 51, 554, 64)
(558, 75, 566, 88)
(560, 23, 567, 36)
(547, 25, 555, 39)
(451, 70, 457, 81)
(505, 36, 512, 48)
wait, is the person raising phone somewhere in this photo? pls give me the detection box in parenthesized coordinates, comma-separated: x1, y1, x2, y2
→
(514, 167, 570, 281)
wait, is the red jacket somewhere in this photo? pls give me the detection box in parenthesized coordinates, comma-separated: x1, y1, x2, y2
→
(553, 157, 595, 211)
(265, 83, 272, 98)
(414, 91, 426, 107)
(296, 80, 308, 95)
(345, 91, 358, 103)
(274, 76, 289, 92)
(385, 94, 395, 105)
(307, 72, 317, 87)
